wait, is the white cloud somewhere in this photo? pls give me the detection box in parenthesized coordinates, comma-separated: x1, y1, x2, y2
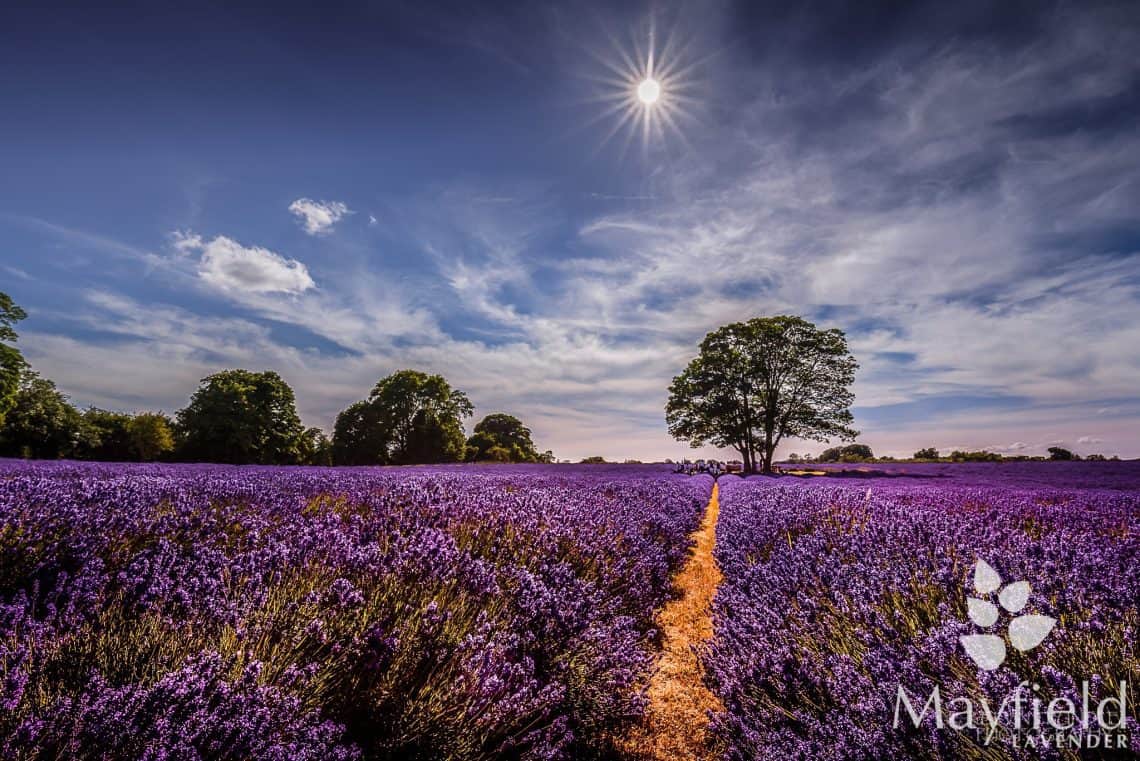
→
(1077, 436, 1104, 445)
(289, 198, 350, 235)
(174, 232, 315, 294)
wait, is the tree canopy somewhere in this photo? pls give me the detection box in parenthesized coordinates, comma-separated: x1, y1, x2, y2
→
(125, 412, 176, 461)
(75, 408, 135, 461)
(466, 413, 542, 462)
(332, 370, 472, 465)
(0, 291, 28, 427)
(666, 315, 858, 473)
(1047, 446, 1076, 461)
(175, 369, 305, 464)
(817, 443, 873, 463)
(0, 371, 84, 459)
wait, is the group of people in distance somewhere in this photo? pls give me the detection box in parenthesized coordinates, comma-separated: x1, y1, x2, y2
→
(674, 459, 743, 477)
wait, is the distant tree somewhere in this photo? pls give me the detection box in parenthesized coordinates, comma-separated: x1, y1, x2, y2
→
(840, 443, 874, 462)
(175, 369, 305, 464)
(817, 446, 842, 463)
(786, 453, 802, 463)
(1047, 446, 1076, 461)
(464, 431, 496, 462)
(465, 413, 541, 462)
(818, 443, 873, 462)
(76, 408, 134, 461)
(0, 371, 84, 459)
(623, 459, 643, 464)
(579, 456, 607, 464)
(403, 408, 467, 464)
(126, 412, 175, 461)
(913, 447, 939, 460)
(667, 316, 858, 473)
(484, 445, 512, 463)
(949, 450, 1002, 462)
(537, 450, 555, 463)
(297, 426, 333, 466)
(1085, 453, 1107, 462)
(332, 401, 387, 465)
(0, 291, 28, 427)
(332, 370, 472, 465)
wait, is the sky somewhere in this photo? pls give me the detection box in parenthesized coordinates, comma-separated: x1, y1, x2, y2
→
(1, 0, 1138, 461)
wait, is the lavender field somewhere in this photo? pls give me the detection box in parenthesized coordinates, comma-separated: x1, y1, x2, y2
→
(708, 464, 1139, 760)
(0, 461, 709, 759)
(1, 460, 1137, 760)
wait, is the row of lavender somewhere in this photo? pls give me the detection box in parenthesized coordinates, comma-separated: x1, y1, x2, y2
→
(0, 461, 711, 759)
(706, 466, 1139, 760)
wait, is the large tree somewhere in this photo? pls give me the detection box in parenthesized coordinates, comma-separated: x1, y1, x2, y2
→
(0, 291, 28, 427)
(466, 413, 541, 462)
(175, 369, 305, 464)
(666, 316, 859, 473)
(0, 371, 84, 459)
(332, 370, 472, 465)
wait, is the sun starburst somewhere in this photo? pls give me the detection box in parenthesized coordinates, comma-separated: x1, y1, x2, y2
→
(580, 16, 703, 159)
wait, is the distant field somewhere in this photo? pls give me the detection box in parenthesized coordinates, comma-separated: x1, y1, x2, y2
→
(1, 460, 1136, 759)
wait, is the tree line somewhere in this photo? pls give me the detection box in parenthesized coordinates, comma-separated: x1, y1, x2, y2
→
(0, 292, 551, 465)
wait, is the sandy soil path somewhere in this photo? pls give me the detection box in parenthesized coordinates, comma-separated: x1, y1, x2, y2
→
(621, 481, 724, 760)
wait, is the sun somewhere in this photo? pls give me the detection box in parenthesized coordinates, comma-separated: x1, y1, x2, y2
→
(637, 77, 661, 105)
(580, 16, 702, 158)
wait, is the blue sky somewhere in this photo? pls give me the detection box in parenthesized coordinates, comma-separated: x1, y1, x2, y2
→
(2, 0, 1138, 460)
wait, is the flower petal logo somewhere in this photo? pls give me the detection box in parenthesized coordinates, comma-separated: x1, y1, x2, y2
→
(959, 559, 1056, 671)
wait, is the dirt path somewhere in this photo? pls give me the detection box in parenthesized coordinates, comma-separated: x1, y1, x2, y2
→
(621, 482, 724, 760)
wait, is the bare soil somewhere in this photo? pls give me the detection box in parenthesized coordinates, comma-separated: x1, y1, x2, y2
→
(620, 482, 724, 760)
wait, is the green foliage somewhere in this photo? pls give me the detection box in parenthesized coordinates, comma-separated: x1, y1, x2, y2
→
(175, 369, 305, 464)
(666, 315, 858, 473)
(0, 291, 28, 427)
(0, 371, 84, 459)
(465, 413, 542, 463)
(76, 408, 134, 461)
(126, 412, 176, 461)
(332, 370, 472, 465)
(948, 449, 1002, 462)
(332, 401, 387, 465)
(913, 447, 939, 460)
(297, 426, 333, 466)
(1047, 446, 1076, 461)
(579, 456, 607, 464)
(817, 443, 874, 463)
(484, 444, 512, 462)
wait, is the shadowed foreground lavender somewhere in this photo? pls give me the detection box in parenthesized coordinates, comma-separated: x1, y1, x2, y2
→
(707, 464, 1139, 760)
(0, 461, 710, 760)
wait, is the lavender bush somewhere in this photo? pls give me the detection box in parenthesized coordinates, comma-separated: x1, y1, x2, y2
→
(706, 465, 1139, 760)
(0, 461, 710, 760)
